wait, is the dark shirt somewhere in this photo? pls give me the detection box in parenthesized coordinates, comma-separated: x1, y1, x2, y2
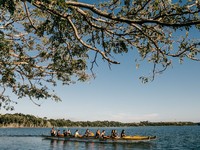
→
(95, 132, 100, 138)
(121, 131, 126, 137)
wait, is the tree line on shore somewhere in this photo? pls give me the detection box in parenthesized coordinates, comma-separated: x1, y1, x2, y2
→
(0, 113, 198, 128)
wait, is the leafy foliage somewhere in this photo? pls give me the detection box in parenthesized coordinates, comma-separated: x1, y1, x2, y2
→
(0, 0, 199, 109)
(0, 113, 196, 127)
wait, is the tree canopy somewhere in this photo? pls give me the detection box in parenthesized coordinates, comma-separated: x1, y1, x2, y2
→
(0, 113, 196, 127)
(0, 0, 199, 110)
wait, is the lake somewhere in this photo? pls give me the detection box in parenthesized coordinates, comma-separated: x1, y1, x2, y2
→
(0, 126, 200, 150)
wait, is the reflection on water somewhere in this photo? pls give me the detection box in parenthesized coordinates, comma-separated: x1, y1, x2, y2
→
(49, 139, 69, 150)
(47, 139, 154, 150)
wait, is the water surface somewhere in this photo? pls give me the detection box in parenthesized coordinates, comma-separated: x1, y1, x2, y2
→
(0, 126, 200, 150)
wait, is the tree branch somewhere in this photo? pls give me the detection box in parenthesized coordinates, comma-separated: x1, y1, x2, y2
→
(67, 16, 119, 64)
(23, 1, 37, 31)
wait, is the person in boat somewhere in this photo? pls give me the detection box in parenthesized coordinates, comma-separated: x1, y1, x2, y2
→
(110, 130, 115, 138)
(74, 129, 82, 138)
(114, 130, 119, 138)
(100, 130, 109, 139)
(121, 129, 126, 138)
(111, 130, 119, 138)
(50, 127, 56, 136)
(63, 130, 67, 136)
(84, 129, 92, 137)
(66, 129, 71, 136)
(57, 130, 62, 136)
(95, 129, 101, 138)
(84, 129, 89, 137)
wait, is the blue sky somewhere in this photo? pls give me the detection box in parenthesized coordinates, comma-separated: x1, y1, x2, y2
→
(3, 49, 200, 122)
(1, 0, 200, 123)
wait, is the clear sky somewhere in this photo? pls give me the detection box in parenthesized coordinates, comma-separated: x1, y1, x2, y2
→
(3, 50, 200, 122)
(1, 0, 200, 123)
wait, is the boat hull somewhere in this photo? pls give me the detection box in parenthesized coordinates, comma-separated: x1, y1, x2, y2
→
(43, 135, 156, 144)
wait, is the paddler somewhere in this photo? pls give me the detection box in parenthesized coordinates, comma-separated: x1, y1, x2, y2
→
(84, 129, 93, 137)
(50, 127, 56, 136)
(74, 129, 82, 138)
(95, 129, 101, 138)
(121, 129, 126, 137)
(57, 130, 62, 136)
(66, 129, 71, 136)
(100, 130, 109, 139)
(111, 130, 119, 138)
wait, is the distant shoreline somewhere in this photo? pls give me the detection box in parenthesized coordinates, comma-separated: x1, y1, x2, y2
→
(0, 124, 199, 128)
(1, 113, 199, 128)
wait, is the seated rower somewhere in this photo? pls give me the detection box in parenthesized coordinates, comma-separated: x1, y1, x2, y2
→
(50, 127, 56, 136)
(57, 130, 63, 136)
(84, 129, 90, 137)
(74, 129, 82, 138)
(110, 130, 115, 138)
(121, 129, 126, 138)
(114, 130, 120, 138)
(63, 130, 67, 136)
(95, 129, 101, 138)
(100, 130, 109, 139)
(111, 130, 119, 138)
(84, 129, 94, 137)
(66, 129, 71, 136)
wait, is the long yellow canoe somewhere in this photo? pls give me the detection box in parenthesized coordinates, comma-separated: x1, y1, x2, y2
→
(43, 135, 156, 144)
(122, 135, 156, 140)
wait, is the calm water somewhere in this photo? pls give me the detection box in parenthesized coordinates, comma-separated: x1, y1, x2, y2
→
(0, 126, 200, 150)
